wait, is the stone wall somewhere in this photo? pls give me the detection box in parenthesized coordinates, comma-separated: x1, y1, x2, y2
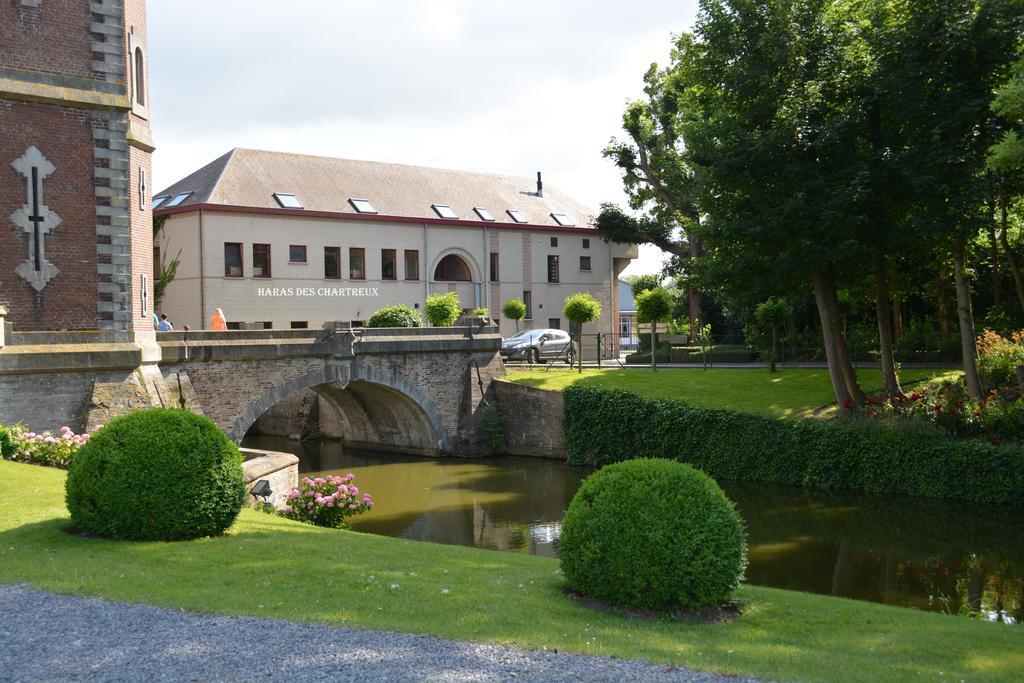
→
(493, 380, 565, 459)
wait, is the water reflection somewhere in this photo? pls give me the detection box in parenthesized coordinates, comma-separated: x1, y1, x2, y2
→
(243, 434, 1023, 621)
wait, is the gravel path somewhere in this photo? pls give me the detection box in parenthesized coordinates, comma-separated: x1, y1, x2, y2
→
(0, 584, 753, 682)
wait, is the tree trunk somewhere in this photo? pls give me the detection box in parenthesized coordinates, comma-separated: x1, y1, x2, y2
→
(813, 270, 853, 409)
(891, 296, 902, 348)
(988, 198, 1003, 308)
(937, 265, 952, 336)
(875, 256, 901, 394)
(770, 324, 778, 372)
(953, 240, 984, 399)
(823, 272, 865, 403)
(650, 323, 657, 372)
(998, 186, 1024, 314)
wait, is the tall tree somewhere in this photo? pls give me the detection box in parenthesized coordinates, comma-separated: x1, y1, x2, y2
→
(599, 45, 705, 328)
(894, 0, 1024, 397)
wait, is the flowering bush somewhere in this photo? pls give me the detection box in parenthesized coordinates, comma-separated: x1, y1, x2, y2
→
(848, 378, 1024, 444)
(285, 473, 373, 528)
(0, 423, 96, 468)
(977, 329, 1024, 388)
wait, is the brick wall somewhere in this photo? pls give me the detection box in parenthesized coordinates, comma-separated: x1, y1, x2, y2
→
(493, 380, 566, 459)
(0, 0, 94, 80)
(0, 100, 100, 329)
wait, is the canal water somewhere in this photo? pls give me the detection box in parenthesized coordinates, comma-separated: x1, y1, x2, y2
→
(243, 434, 1024, 622)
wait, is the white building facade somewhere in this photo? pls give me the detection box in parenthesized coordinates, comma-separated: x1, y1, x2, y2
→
(154, 149, 636, 351)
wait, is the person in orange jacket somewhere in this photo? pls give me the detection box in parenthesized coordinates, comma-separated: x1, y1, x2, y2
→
(210, 308, 228, 331)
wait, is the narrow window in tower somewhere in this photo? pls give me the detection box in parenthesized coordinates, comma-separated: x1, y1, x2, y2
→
(134, 47, 145, 106)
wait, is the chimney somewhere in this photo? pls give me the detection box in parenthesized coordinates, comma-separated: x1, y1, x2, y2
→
(536, 171, 543, 197)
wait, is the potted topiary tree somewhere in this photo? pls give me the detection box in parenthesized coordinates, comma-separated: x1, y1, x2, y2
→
(635, 287, 673, 372)
(563, 292, 602, 373)
(502, 298, 527, 332)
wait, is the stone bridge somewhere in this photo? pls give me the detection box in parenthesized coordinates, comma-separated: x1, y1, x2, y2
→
(0, 316, 505, 457)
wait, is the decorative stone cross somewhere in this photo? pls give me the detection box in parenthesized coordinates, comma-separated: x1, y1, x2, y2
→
(9, 146, 61, 292)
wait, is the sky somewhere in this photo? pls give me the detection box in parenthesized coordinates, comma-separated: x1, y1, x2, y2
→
(147, 0, 701, 276)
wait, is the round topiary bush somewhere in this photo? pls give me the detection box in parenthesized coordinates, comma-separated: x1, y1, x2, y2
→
(367, 304, 421, 328)
(65, 408, 245, 541)
(559, 458, 747, 612)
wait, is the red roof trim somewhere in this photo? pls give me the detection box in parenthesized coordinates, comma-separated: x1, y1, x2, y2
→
(154, 203, 598, 234)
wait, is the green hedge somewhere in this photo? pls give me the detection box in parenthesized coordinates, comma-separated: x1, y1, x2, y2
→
(563, 385, 1024, 505)
(670, 344, 759, 363)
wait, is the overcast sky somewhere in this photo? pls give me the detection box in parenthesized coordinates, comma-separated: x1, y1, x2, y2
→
(148, 0, 700, 275)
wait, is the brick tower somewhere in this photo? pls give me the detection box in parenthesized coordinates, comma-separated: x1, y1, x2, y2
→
(0, 0, 155, 332)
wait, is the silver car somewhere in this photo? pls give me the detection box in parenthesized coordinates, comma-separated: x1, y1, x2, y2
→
(500, 329, 576, 364)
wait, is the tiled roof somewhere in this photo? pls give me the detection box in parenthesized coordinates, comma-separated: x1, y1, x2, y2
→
(154, 148, 597, 229)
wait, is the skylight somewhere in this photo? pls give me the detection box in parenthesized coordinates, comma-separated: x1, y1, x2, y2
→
(507, 209, 528, 223)
(165, 191, 192, 208)
(273, 193, 303, 209)
(474, 207, 495, 221)
(432, 204, 459, 219)
(349, 198, 377, 214)
(151, 195, 169, 209)
(551, 213, 575, 227)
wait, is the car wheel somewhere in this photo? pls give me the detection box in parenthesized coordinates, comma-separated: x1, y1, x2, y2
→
(531, 348, 541, 364)
(566, 349, 575, 365)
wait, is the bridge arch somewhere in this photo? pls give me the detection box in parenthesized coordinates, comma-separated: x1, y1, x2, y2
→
(227, 364, 452, 454)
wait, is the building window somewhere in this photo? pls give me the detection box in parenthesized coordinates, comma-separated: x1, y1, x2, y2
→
(165, 191, 191, 208)
(474, 207, 495, 221)
(134, 47, 145, 106)
(226, 321, 242, 330)
(507, 209, 528, 223)
(153, 245, 161, 278)
(549, 318, 561, 330)
(405, 250, 419, 281)
(289, 245, 307, 263)
(579, 255, 591, 271)
(139, 167, 146, 211)
(434, 254, 472, 281)
(582, 238, 590, 249)
(489, 252, 499, 282)
(258, 321, 273, 330)
(291, 321, 308, 329)
(432, 204, 459, 219)
(151, 195, 169, 209)
(349, 198, 377, 214)
(253, 243, 271, 278)
(324, 246, 341, 279)
(382, 249, 397, 280)
(224, 242, 243, 277)
(551, 213, 574, 226)
(140, 274, 148, 316)
(273, 193, 303, 209)
(547, 255, 559, 283)
(550, 236, 558, 247)
(523, 290, 532, 319)
(350, 247, 365, 280)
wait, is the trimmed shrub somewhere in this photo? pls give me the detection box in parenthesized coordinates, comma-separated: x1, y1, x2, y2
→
(560, 459, 747, 611)
(424, 291, 461, 327)
(367, 304, 421, 328)
(65, 408, 245, 541)
(563, 385, 1024, 505)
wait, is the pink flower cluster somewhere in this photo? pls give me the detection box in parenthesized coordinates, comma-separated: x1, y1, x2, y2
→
(4, 423, 102, 469)
(285, 472, 374, 528)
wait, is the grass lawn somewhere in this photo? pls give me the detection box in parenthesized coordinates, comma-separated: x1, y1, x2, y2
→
(2, 460, 1020, 682)
(504, 368, 956, 419)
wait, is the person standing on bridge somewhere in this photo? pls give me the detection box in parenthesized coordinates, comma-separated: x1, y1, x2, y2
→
(157, 313, 173, 332)
(210, 308, 228, 331)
